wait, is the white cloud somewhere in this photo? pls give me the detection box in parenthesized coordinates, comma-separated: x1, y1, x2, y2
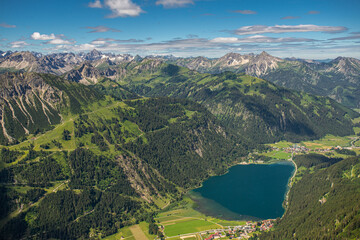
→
(210, 37, 239, 43)
(30, 32, 74, 45)
(31, 32, 56, 40)
(233, 25, 348, 35)
(88, 0, 144, 17)
(47, 39, 72, 45)
(90, 38, 144, 44)
(91, 39, 109, 45)
(88, 0, 102, 8)
(51, 43, 97, 52)
(10, 41, 29, 48)
(104, 0, 144, 18)
(156, 0, 194, 8)
(44, 33, 360, 59)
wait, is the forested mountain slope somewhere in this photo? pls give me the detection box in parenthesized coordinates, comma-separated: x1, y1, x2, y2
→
(0, 61, 358, 239)
(115, 62, 357, 143)
(260, 154, 360, 239)
(0, 92, 244, 239)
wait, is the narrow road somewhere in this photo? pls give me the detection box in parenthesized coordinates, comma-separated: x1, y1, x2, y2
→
(288, 152, 297, 187)
(284, 151, 297, 210)
(162, 201, 170, 209)
(53, 180, 69, 192)
(350, 137, 359, 148)
(73, 209, 95, 223)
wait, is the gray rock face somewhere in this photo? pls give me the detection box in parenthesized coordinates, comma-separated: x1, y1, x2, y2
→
(64, 62, 102, 84)
(0, 72, 63, 143)
(0, 51, 82, 75)
(174, 51, 282, 77)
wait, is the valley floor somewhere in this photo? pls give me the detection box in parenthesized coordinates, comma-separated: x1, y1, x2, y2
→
(108, 120, 360, 240)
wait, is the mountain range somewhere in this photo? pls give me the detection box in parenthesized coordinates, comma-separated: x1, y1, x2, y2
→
(0, 61, 356, 145)
(1, 50, 359, 109)
(0, 49, 359, 239)
(171, 52, 360, 109)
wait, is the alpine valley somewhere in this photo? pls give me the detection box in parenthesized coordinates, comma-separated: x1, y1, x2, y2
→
(0, 50, 360, 240)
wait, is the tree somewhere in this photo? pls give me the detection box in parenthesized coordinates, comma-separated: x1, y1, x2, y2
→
(62, 130, 71, 141)
(149, 222, 158, 235)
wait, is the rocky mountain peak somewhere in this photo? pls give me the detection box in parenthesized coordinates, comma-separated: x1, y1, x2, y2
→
(243, 51, 282, 76)
(133, 55, 143, 62)
(259, 51, 270, 57)
(328, 56, 360, 77)
(0, 51, 38, 71)
(64, 62, 101, 84)
(256, 51, 281, 61)
(11, 51, 38, 61)
(85, 49, 102, 61)
(216, 52, 250, 68)
(221, 52, 243, 60)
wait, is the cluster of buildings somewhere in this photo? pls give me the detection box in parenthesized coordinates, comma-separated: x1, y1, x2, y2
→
(283, 145, 309, 153)
(200, 220, 275, 240)
(257, 219, 274, 232)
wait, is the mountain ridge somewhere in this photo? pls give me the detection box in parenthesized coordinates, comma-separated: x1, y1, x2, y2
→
(1, 50, 359, 108)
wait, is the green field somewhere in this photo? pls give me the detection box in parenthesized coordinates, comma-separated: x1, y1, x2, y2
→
(261, 151, 291, 160)
(164, 219, 219, 237)
(302, 135, 352, 149)
(212, 220, 246, 227)
(156, 196, 246, 238)
(103, 226, 135, 240)
(139, 222, 157, 240)
(268, 141, 293, 148)
(267, 134, 355, 152)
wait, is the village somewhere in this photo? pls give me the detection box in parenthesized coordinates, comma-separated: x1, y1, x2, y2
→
(201, 220, 274, 240)
(159, 219, 275, 240)
(273, 142, 359, 154)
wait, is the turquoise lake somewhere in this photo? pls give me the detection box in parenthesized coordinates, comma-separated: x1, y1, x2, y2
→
(189, 162, 295, 221)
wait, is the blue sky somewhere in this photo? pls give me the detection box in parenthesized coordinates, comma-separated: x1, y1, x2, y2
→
(1, 0, 360, 58)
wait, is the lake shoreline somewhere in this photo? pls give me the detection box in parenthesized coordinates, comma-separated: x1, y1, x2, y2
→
(188, 160, 295, 221)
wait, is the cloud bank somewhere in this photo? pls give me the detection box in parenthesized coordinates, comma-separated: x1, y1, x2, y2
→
(233, 25, 348, 35)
